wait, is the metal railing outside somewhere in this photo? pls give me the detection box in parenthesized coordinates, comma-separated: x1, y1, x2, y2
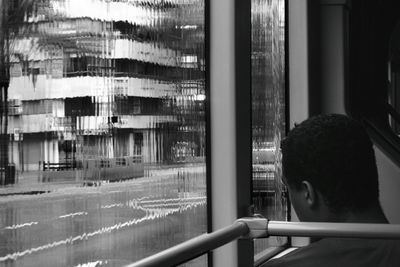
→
(125, 217, 400, 267)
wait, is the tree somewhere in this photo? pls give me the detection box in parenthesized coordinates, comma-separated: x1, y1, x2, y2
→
(0, 0, 33, 184)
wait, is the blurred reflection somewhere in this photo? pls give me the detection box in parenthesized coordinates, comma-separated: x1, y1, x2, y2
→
(0, 0, 206, 266)
(251, 0, 288, 256)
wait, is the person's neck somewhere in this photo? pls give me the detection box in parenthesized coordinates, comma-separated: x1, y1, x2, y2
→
(336, 204, 389, 224)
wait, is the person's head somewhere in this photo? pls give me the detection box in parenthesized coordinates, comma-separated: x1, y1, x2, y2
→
(280, 114, 381, 222)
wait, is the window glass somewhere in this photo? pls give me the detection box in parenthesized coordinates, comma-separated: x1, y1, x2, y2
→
(0, 0, 206, 266)
(251, 0, 288, 257)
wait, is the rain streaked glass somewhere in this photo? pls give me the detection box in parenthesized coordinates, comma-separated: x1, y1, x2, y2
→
(251, 0, 288, 257)
(0, 0, 206, 266)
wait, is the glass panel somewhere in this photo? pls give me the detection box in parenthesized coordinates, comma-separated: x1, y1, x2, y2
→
(0, 0, 207, 266)
(251, 0, 288, 258)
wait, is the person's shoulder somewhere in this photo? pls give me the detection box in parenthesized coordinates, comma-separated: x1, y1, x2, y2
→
(263, 238, 400, 267)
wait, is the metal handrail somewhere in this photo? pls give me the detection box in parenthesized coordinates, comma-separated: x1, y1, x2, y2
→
(125, 218, 400, 267)
(126, 221, 249, 267)
(267, 220, 400, 239)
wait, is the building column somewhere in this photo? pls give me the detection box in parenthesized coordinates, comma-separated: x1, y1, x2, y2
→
(129, 132, 134, 157)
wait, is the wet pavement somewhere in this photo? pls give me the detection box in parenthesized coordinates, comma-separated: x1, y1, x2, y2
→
(0, 164, 207, 266)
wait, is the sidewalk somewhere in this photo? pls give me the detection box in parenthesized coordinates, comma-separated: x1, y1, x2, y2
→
(0, 162, 206, 197)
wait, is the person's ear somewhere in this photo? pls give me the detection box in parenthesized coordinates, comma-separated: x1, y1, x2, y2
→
(300, 180, 317, 208)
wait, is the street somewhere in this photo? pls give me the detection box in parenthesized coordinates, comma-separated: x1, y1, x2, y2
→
(0, 164, 207, 266)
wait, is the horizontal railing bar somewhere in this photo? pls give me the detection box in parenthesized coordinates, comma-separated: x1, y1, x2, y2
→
(125, 218, 400, 267)
(267, 221, 400, 239)
(125, 221, 249, 267)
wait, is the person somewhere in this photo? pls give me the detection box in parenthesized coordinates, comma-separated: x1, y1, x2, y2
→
(265, 114, 400, 267)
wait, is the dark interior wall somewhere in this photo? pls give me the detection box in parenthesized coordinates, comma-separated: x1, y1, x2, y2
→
(305, 0, 400, 120)
(307, 0, 322, 116)
(347, 0, 400, 121)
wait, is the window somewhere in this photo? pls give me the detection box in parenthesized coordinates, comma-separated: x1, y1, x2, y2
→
(0, 0, 207, 266)
(251, 0, 288, 259)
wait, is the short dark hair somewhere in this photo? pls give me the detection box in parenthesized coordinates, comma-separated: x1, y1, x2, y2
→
(281, 114, 379, 213)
